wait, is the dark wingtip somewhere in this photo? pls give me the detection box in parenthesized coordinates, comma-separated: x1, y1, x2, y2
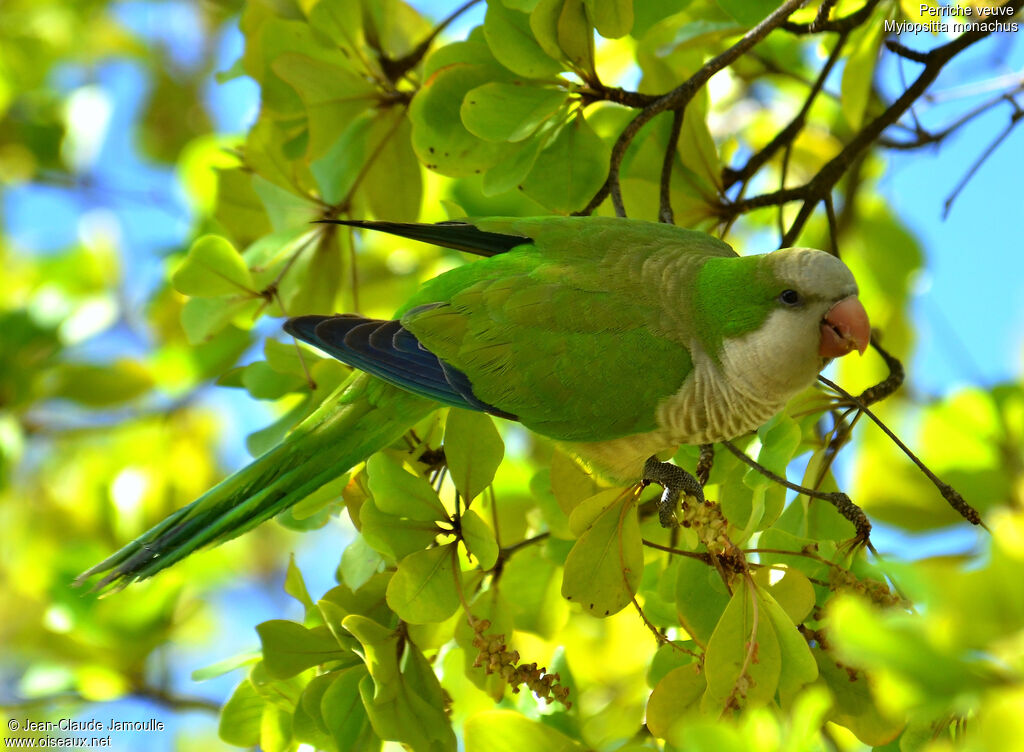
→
(283, 315, 331, 343)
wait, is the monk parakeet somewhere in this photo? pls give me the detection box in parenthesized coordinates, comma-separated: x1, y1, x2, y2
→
(79, 216, 869, 589)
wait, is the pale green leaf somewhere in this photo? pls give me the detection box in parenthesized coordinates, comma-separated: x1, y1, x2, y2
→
(386, 543, 462, 624)
(366, 453, 447, 521)
(484, 1, 564, 78)
(645, 665, 705, 739)
(561, 489, 641, 616)
(584, 0, 634, 38)
(703, 580, 781, 708)
(675, 553, 730, 647)
(219, 679, 264, 747)
(256, 621, 348, 679)
(444, 409, 505, 502)
(461, 83, 567, 142)
(520, 114, 609, 212)
(461, 508, 499, 569)
(410, 62, 513, 177)
(172, 235, 254, 297)
(465, 710, 583, 752)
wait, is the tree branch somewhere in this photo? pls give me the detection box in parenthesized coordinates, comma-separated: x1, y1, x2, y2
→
(723, 29, 848, 191)
(581, 0, 808, 217)
(724, 3, 1024, 245)
(781, 0, 882, 34)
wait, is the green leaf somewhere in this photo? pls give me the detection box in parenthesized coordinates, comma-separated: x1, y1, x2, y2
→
(520, 114, 609, 213)
(464, 710, 583, 752)
(260, 703, 293, 752)
(410, 62, 512, 177)
(481, 132, 546, 196)
(357, 672, 456, 752)
(675, 553, 730, 647)
(320, 574, 396, 631)
(292, 674, 335, 750)
(256, 621, 348, 679)
(358, 496, 440, 560)
(752, 565, 816, 625)
(191, 651, 261, 682)
(343, 615, 457, 751)
(271, 52, 377, 160)
(172, 235, 255, 297)
(647, 640, 696, 687)
(760, 590, 817, 706)
(321, 666, 377, 752)
(461, 508, 499, 569)
(47, 361, 153, 407)
(180, 296, 261, 345)
(530, 0, 568, 61)
(444, 409, 505, 502)
(461, 83, 567, 143)
(366, 453, 447, 521)
(290, 471, 348, 522)
(500, 545, 568, 637)
(814, 648, 905, 746)
(219, 679, 264, 747)
(556, 0, 596, 77)
(746, 416, 802, 491)
(584, 0, 634, 38)
(840, 16, 884, 130)
(561, 489, 641, 616)
(339, 535, 385, 591)
(241, 360, 306, 400)
(363, 110, 422, 222)
(703, 579, 781, 709)
(386, 543, 462, 624)
(484, 1, 564, 78)
(645, 665, 706, 739)
(264, 337, 318, 377)
(550, 448, 598, 517)
(714, 0, 778, 26)
(297, 673, 334, 737)
(284, 554, 315, 617)
(214, 167, 273, 246)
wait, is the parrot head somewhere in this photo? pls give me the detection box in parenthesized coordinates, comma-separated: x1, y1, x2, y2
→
(697, 248, 870, 401)
(749, 247, 870, 394)
(768, 247, 870, 358)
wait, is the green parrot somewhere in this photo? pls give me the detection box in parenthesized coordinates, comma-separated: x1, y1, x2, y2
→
(79, 216, 869, 589)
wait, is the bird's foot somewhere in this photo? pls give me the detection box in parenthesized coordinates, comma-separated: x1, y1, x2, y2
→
(642, 456, 705, 529)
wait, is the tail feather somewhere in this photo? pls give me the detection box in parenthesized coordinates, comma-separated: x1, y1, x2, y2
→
(77, 374, 435, 590)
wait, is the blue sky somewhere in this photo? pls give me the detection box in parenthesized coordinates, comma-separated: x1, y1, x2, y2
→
(4, 3, 1021, 748)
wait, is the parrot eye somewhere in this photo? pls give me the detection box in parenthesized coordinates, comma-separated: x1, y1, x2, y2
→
(779, 289, 801, 306)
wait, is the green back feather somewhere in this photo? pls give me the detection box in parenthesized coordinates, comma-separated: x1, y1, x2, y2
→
(397, 217, 735, 442)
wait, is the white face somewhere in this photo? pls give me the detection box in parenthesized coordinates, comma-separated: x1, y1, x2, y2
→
(722, 248, 860, 398)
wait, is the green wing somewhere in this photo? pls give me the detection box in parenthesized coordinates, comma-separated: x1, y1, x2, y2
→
(336, 215, 737, 442)
(400, 252, 691, 442)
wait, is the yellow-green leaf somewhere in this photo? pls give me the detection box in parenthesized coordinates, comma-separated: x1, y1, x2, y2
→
(386, 543, 462, 624)
(173, 235, 254, 297)
(461, 82, 567, 142)
(561, 489, 641, 616)
(444, 409, 505, 502)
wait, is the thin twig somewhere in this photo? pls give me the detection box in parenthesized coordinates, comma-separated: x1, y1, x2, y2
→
(723, 31, 848, 191)
(781, 0, 882, 34)
(725, 3, 1024, 244)
(817, 375, 987, 529)
(721, 440, 872, 542)
(942, 104, 1024, 218)
(581, 0, 807, 217)
(659, 108, 685, 224)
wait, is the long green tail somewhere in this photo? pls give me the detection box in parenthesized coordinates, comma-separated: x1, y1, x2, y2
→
(77, 374, 435, 590)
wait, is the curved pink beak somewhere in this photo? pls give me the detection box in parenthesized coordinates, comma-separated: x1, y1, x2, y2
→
(819, 296, 870, 358)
